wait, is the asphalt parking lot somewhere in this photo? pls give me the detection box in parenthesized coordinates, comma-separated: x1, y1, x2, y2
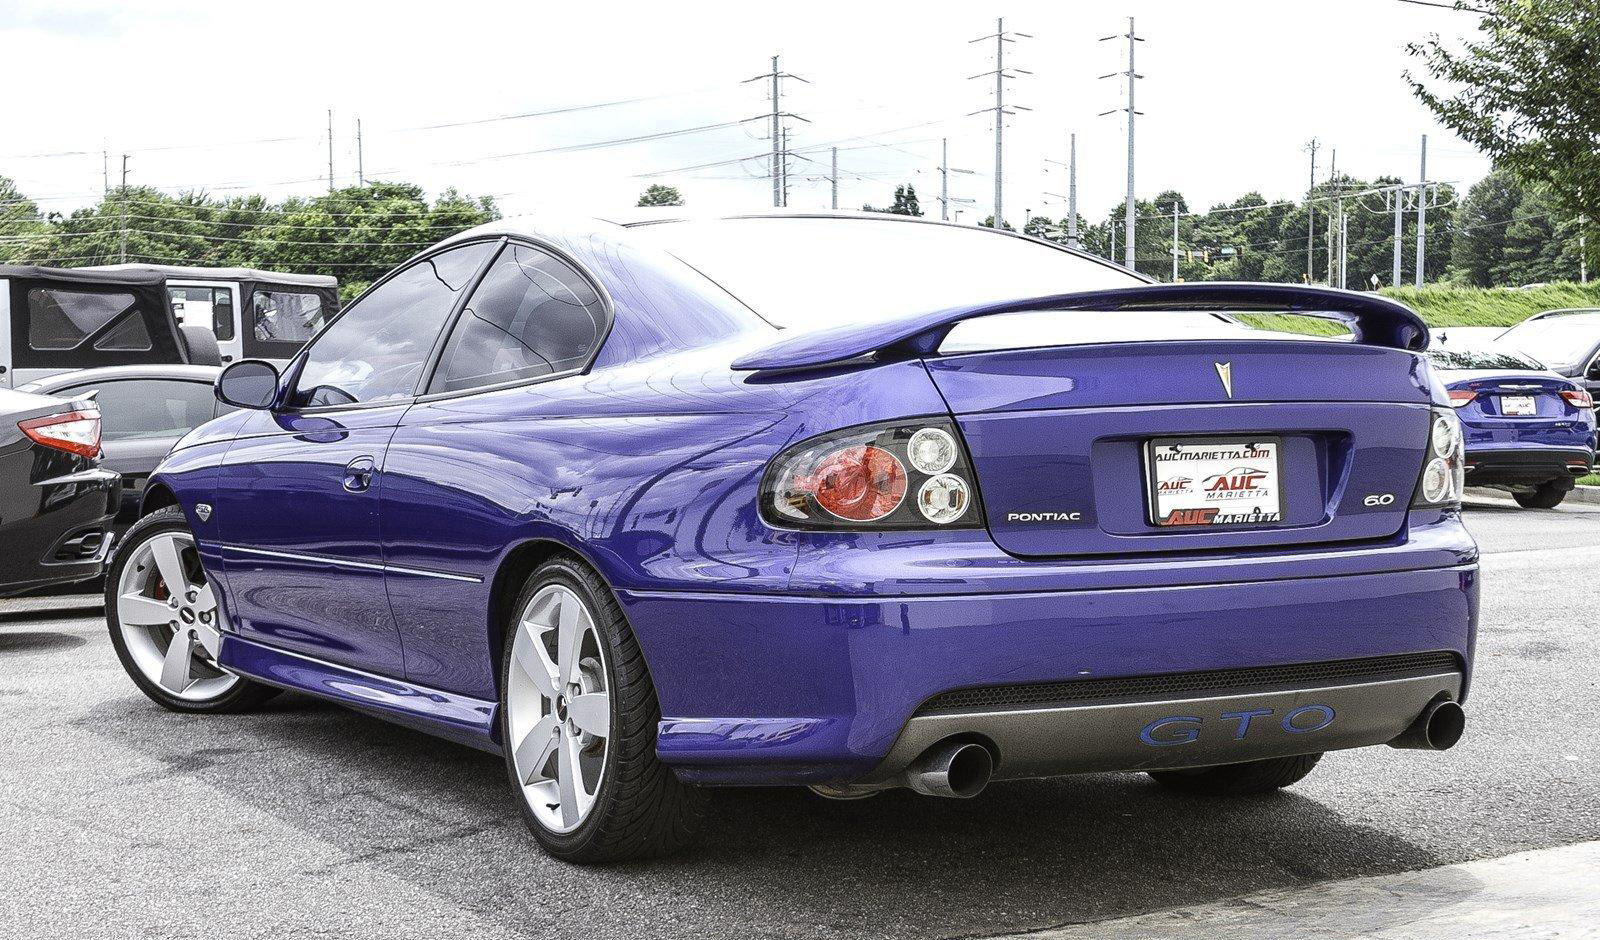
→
(4, 495, 1598, 940)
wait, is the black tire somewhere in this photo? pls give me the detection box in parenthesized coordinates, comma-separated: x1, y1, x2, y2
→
(105, 507, 280, 714)
(1513, 482, 1568, 508)
(1148, 752, 1322, 796)
(500, 555, 707, 863)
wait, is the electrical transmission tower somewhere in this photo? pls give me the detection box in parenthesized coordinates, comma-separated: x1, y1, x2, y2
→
(1043, 132, 1081, 248)
(968, 17, 1032, 230)
(938, 138, 976, 222)
(743, 56, 809, 207)
(1099, 17, 1143, 270)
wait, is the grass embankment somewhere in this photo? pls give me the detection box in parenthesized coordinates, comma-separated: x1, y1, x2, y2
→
(1237, 281, 1600, 335)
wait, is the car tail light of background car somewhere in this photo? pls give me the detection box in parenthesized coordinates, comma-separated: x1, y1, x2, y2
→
(18, 409, 102, 458)
(762, 419, 981, 529)
(1560, 388, 1594, 408)
(1411, 408, 1465, 509)
(1447, 389, 1477, 408)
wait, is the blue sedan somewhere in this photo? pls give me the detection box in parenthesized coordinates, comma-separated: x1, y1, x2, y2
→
(1426, 345, 1595, 507)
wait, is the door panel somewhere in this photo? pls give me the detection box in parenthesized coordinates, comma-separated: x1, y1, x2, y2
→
(216, 405, 408, 674)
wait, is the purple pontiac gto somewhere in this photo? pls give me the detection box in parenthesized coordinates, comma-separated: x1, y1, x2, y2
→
(104, 212, 1477, 862)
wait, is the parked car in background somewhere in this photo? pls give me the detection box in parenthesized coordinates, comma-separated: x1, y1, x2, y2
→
(1, 265, 219, 388)
(106, 213, 1476, 863)
(18, 365, 225, 524)
(85, 265, 338, 366)
(1495, 308, 1600, 404)
(1427, 345, 1595, 507)
(0, 388, 118, 597)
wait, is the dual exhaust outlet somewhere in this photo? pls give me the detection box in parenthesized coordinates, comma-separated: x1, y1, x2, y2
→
(822, 697, 1464, 802)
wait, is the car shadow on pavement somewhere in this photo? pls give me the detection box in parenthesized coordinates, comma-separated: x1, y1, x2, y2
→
(83, 692, 1442, 940)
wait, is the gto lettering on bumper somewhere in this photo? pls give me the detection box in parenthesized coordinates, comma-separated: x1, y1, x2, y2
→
(1139, 704, 1336, 746)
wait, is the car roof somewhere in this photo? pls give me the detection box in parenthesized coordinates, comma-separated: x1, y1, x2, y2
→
(18, 364, 221, 392)
(82, 263, 337, 289)
(1523, 307, 1600, 322)
(447, 209, 1147, 283)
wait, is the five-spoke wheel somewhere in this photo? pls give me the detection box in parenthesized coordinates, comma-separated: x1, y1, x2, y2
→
(500, 557, 707, 861)
(105, 507, 279, 712)
(506, 583, 612, 833)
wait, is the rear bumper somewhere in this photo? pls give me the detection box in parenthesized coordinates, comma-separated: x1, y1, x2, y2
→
(864, 662, 1461, 782)
(622, 555, 1479, 786)
(1464, 445, 1593, 486)
(0, 468, 120, 597)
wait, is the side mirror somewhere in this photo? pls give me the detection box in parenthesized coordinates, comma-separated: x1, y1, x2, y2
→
(216, 359, 281, 410)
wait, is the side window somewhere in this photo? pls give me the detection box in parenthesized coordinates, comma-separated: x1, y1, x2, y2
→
(253, 289, 326, 344)
(292, 241, 495, 408)
(28, 289, 144, 351)
(169, 287, 235, 341)
(59, 380, 217, 442)
(428, 243, 605, 394)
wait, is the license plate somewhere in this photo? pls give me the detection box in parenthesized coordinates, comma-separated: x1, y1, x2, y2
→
(1500, 395, 1537, 416)
(1146, 437, 1285, 527)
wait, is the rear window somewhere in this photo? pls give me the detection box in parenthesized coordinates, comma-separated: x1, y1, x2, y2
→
(1498, 313, 1600, 370)
(170, 286, 235, 341)
(27, 288, 147, 351)
(252, 289, 328, 343)
(633, 217, 1141, 333)
(1426, 347, 1544, 371)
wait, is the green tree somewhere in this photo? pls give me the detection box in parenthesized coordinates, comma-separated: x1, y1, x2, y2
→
(250, 183, 498, 300)
(1406, 0, 1599, 272)
(636, 184, 684, 207)
(864, 184, 923, 216)
(0, 175, 44, 253)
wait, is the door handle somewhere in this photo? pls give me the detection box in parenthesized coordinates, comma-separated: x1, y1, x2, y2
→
(343, 455, 377, 493)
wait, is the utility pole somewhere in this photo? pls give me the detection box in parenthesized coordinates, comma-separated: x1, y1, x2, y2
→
(1067, 132, 1080, 249)
(118, 154, 129, 264)
(779, 126, 789, 207)
(1391, 182, 1405, 287)
(969, 17, 1032, 230)
(1339, 211, 1349, 290)
(326, 108, 335, 192)
(938, 137, 976, 222)
(743, 56, 809, 208)
(356, 117, 365, 186)
(1100, 17, 1143, 270)
(102, 146, 109, 194)
(1414, 134, 1428, 287)
(1304, 139, 1319, 283)
(1327, 149, 1338, 287)
(830, 146, 838, 210)
(1171, 201, 1180, 281)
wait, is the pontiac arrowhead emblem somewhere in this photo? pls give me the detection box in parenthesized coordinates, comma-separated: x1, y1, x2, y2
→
(195, 503, 213, 522)
(1214, 362, 1234, 399)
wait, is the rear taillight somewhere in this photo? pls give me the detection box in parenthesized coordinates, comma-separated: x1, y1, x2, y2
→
(1447, 389, 1477, 408)
(18, 409, 101, 458)
(1560, 389, 1594, 408)
(1410, 407, 1464, 510)
(762, 419, 980, 529)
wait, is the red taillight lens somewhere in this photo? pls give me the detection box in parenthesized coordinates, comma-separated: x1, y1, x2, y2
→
(18, 409, 101, 458)
(762, 419, 981, 530)
(1447, 389, 1477, 408)
(797, 444, 908, 521)
(1560, 389, 1593, 408)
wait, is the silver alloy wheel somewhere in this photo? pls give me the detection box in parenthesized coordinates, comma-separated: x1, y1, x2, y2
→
(506, 584, 612, 834)
(115, 531, 237, 702)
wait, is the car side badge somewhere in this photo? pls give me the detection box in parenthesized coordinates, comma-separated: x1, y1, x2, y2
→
(195, 503, 213, 522)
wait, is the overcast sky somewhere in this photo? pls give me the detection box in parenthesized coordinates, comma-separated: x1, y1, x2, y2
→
(0, 0, 1491, 227)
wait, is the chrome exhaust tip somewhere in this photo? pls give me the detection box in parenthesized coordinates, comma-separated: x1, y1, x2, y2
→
(1388, 695, 1466, 751)
(902, 741, 994, 798)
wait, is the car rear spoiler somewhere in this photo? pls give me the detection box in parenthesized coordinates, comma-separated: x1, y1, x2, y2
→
(730, 282, 1429, 372)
